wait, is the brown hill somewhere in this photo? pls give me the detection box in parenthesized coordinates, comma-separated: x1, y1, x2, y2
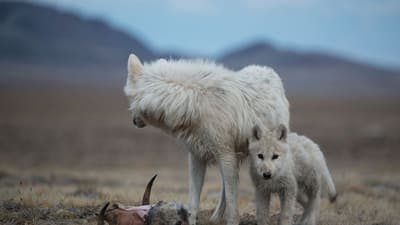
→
(1, 2, 399, 97)
(219, 42, 400, 96)
(0, 2, 155, 66)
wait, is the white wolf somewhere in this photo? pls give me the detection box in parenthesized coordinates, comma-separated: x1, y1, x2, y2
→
(248, 125, 337, 225)
(124, 54, 290, 225)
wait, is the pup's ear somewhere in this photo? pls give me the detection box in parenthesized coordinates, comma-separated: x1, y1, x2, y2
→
(127, 54, 143, 78)
(252, 125, 262, 140)
(277, 124, 287, 141)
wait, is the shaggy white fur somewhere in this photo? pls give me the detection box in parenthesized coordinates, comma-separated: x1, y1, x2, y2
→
(248, 126, 336, 225)
(124, 54, 290, 225)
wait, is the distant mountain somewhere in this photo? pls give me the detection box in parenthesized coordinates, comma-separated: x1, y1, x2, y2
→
(0, 2, 155, 66)
(219, 42, 350, 69)
(0, 2, 399, 96)
(219, 42, 400, 96)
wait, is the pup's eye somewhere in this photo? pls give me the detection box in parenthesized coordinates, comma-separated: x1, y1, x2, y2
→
(272, 154, 279, 160)
(257, 154, 264, 160)
(175, 221, 182, 225)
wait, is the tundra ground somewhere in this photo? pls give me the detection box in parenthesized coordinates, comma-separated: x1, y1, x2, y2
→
(0, 88, 399, 225)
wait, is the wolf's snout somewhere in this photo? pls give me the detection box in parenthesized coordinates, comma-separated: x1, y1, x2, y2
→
(133, 117, 146, 128)
(263, 172, 272, 179)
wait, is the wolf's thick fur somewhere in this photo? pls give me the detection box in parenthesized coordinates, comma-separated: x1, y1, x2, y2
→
(124, 54, 290, 225)
(248, 126, 336, 225)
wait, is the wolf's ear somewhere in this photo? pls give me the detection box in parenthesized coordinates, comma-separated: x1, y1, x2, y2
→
(277, 124, 287, 141)
(127, 54, 143, 78)
(252, 125, 262, 140)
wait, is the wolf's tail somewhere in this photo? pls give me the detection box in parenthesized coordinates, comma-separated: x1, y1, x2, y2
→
(320, 156, 337, 203)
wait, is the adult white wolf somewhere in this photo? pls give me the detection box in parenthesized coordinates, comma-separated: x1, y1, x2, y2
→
(124, 54, 290, 225)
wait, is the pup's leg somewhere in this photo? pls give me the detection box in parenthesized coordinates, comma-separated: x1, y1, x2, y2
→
(278, 182, 297, 225)
(188, 152, 207, 225)
(218, 152, 239, 225)
(297, 190, 308, 209)
(210, 168, 226, 222)
(256, 190, 271, 225)
(299, 186, 321, 225)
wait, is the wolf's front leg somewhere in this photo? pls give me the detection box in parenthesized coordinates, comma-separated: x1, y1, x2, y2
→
(218, 152, 239, 225)
(255, 190, 271, 225)
(278, 184, 297, 225)
(188, 152, 207, 225)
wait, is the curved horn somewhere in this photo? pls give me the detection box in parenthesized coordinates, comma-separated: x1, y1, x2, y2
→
(96, 202, 110, 225)
(142, 174, 157, 205)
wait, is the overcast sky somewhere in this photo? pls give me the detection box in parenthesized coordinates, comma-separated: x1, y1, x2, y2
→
(33, 0, 400, 69)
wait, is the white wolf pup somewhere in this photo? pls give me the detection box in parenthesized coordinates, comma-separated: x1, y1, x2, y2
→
(248, 125, 336, 225)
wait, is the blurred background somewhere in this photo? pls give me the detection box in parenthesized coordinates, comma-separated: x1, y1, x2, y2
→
(0, 1, 399, 224)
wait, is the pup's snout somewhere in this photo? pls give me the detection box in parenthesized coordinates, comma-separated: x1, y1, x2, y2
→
(263, 172, 272, 180)
(132, 117, 146, 128)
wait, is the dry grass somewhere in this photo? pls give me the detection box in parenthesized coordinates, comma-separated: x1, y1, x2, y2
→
(0, 88, 399, 224)
(1, 167, 399, 225)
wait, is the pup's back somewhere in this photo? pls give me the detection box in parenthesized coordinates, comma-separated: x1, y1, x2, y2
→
(288, 133, 337, 202)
